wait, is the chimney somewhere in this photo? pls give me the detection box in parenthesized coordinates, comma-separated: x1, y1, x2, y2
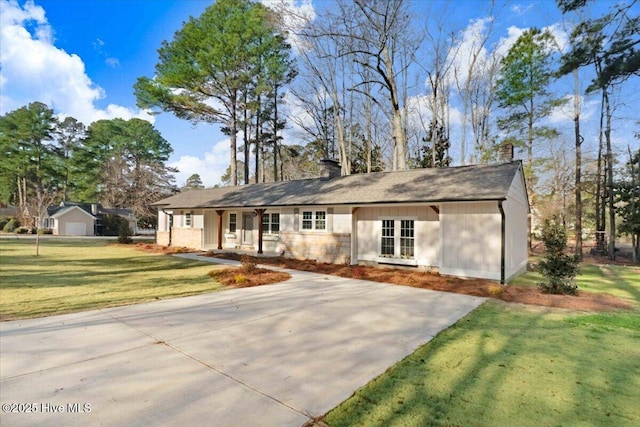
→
(319, 159, 341, 179)
(499, 142, 514, 162)
(91, 204, 98, 215)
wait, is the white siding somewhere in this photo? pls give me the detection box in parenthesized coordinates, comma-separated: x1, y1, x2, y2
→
(332, 206, 352, 233)
(504, 174, 529, 281)
(440, 202, 501, 280)
(355, 205, 440, 267)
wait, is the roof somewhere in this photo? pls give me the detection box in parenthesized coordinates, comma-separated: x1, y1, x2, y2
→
(154, 161, 525, 210)
(49, 205, 95, 220)
(47, 202, 134, 218)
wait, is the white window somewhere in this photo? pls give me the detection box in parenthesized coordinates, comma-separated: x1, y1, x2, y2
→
(184, 211, 192, 227)
(301, 210, 326, 231)
(380, 219, 415, 259)
(262, 212, 280, 235)
(229, 213, 237, 233)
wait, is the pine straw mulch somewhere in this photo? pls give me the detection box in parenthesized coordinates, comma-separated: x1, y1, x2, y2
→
(206, 252, 635, 312)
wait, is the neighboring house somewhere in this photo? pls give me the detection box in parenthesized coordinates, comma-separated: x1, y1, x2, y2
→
(44, 202, 136, 236)
(153, 160, 529, 283)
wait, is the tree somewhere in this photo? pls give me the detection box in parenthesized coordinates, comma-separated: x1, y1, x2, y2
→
(415, 121, 452, 169)
(76, 118, 177, 226)
(0, 102, 64, 255)
(538, 215, 579, 295)
(616, 146, 640, 263)
(135, 0, 294, 186)
(182, 174, 205, 191)
(56, 116, 86, 201)
(557, 0, 639, 260)
(496, 28, 566, 179)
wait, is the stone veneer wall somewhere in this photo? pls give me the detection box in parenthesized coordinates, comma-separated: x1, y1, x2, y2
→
(170, 228, 203, 250)
(279, 231, 351, 264)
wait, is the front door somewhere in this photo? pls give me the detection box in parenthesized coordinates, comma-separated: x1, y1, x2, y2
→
(242, 213, 253, 245)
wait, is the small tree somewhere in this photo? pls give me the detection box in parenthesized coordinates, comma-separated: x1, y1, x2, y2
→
(538, 215, 579, 295)
(117, 220, 133, 244)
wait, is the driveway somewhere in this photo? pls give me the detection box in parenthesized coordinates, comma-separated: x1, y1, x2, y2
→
(0, 260, 484, 426)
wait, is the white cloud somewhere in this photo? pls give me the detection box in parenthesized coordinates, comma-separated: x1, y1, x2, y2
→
(0, 0, 149, 125)
(261, 0, 315, 53)
(169, 139, 231, 188)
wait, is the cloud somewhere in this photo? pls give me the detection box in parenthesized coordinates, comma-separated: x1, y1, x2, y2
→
(260, 0, 315, 53)
(0, 0, 148, 125)
(168, 139, 231, 188)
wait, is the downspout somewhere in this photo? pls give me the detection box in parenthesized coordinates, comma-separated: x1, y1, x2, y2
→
(498, 200, 506, 285)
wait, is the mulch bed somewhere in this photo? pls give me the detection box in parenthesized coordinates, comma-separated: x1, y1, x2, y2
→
(206, 252, 635, 312)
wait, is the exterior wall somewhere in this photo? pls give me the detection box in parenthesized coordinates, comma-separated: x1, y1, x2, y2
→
(55, 208, 95, 236)
(279, 231, 351, 264)
(171, 228, 202, 249)
(440, 202, 501, 280)
(156, 231, 170, 246)
(355, 205, 439, 267)
(504, 174, 529, 281)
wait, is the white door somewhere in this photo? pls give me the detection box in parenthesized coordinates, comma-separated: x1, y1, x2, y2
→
(242, 213, 253, 245)
(65, 222, 87, 236)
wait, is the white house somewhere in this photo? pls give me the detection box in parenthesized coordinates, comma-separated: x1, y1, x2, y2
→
(153, 160, 529, 283)
(44, 202, 136, 236)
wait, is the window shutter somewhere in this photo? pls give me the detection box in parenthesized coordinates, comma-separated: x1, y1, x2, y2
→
(294, 208, 299, 231)
(327, 207, 334, 232)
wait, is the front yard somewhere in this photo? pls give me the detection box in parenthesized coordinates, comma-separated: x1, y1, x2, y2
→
(0, 239, 225, 320)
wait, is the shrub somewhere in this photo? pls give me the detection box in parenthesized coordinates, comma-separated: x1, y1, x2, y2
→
(3, 218, 19, 233)
(488, 284, 504, 296)
(240, 254, 257, 273)
(537, 215, 579, 295)
(0, 217, 10, 230)
(234, 274, 248, 286)
(117, 220, 133, 244)
(15, 227, 30, 234)
(38, 228, 53, 235)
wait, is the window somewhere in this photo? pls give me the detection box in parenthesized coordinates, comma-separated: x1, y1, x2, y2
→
(229, 213, 237, 233)
(302, 211, 313, 230)
(400, 220, 415, 258)
(302, 210, 326, 231)
(315, 211, 326, 230)
(184, 212, 192, 227)
(381, 219, 395, 256)
(380, 219, 415, 259)
(262, 213, 280, 235)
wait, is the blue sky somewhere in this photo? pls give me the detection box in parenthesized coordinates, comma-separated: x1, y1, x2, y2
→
(1, 0, 638, 187)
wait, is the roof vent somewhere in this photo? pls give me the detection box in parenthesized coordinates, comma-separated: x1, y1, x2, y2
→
(319, 159, 341, 179)
(499, 142, 514, 162)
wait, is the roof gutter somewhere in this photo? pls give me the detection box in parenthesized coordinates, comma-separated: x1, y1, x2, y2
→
(498, 200, 506, 285)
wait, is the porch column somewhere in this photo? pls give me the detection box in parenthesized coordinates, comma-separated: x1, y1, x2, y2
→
(255, 208, 266, 254)
(216, 210, 225, 250)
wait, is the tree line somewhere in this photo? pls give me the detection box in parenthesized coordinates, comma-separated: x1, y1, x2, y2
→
(0, 102, 178, 229)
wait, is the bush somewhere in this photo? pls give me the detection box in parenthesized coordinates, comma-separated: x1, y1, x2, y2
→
(38, 228, 53, 235)
(15, 227, 30, 234)
(117, 220, 133, 244)
(0, 217, 10, 230)
(240, 254, 257, 273)
(3, 218, 19, 233)
(234, 274, 248, 286)
(537, 215, 579, 295)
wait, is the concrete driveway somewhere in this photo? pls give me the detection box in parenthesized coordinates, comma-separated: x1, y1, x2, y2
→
(0, 261, 484, 426)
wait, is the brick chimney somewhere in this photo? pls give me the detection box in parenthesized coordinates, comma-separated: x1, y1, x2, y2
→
(499, 142, 514, 162)
(319, 159, 341, 179)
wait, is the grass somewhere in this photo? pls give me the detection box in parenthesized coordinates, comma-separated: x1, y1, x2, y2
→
(325, 301, 640, 427)
(511, 261, 640, 306)
(0, 238, 225, 320)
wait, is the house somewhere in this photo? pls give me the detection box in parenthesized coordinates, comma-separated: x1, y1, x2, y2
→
(44, 202, 136, 236)
(153, 160, 529, 283)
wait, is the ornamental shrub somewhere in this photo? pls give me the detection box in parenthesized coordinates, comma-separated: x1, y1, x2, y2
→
(537, 215, 579, 295)
(3, 218, 19, 233)
(117, 220, 133, 244)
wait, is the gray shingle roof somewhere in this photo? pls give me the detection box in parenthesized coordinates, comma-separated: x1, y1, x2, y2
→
(154, 161, 524, 209)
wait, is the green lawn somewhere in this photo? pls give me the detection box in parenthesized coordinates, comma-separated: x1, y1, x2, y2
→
(326, 301, 640, 427)
(511, 260, 640, 305)
(327, 262, 640, 426)
(0, 238, 224, 320)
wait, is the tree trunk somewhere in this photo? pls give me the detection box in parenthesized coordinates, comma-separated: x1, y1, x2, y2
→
(243, 91, 250, 185)
(230, 94, 238, 187)
(254, 94, 261, 184)
(573, 69, 583, 260)
(603, 89, 615, 260)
